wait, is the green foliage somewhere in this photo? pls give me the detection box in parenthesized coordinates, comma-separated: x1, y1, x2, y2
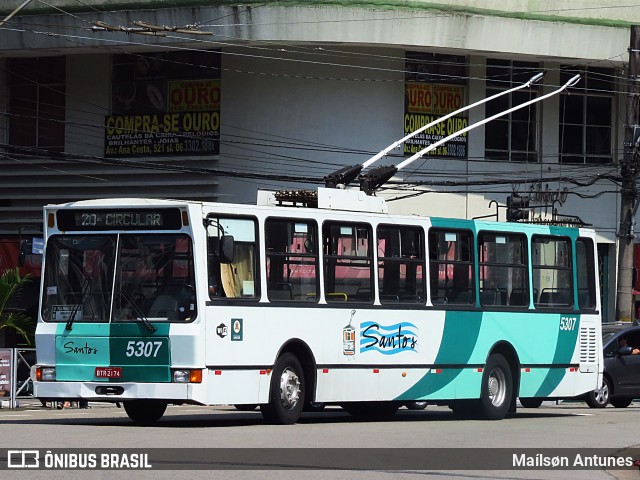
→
(0, 268, 34, 346)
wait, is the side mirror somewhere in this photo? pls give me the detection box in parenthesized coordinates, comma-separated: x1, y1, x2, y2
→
(18, 238, 44, 267)
(220, 235, 235, 264)
(618, 346, 633, 356)
(18, 239, 33, 267)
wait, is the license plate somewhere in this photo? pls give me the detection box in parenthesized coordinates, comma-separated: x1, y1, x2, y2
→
(95, 367, 122, 379)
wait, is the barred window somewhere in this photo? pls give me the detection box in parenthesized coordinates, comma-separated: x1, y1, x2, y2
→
(485, 59, 540, 163)
(559, 66, 615, 165)
(8, 57, 66, 152)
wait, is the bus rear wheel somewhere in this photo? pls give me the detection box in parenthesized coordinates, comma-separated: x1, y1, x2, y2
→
(478, 354, 513, 420)
(519, 397, 543, 408)
(123, 400, 167, 424)
(260, 353, 305, 424)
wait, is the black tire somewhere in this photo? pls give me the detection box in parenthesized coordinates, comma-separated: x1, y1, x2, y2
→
(341, 401, 400, 419)
(405, 401, 428, 410)
(234, 404, 258, 411)
(610, 397, 633, 408)
(260, 353, 305, 424)
(303, 402, 326, 412)
(519, 397, 543, 408)
(123, 400, 167, 424)
(477, 354, 513, 420)
(585, 377, 610, 408)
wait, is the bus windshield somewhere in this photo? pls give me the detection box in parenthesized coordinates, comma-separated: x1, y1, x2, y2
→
(41, 233, 196, 324)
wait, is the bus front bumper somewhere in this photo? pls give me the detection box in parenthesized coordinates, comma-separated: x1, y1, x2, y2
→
(34, 380, 194, 402)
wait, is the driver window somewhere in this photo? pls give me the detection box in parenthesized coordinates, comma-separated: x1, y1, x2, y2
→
(207, 216, 259, 300)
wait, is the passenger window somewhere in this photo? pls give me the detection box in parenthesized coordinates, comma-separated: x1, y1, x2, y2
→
(576, 238, 596, 309)
(323, 222, 373, 303)
(265, 218, 318, 302)
(478, 232, 528, 307)
(533, 236, 572, 308)
(377, 225, 425, 304)
(429, 229, 475, 305)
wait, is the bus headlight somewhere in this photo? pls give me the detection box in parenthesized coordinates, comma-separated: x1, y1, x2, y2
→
(36, 367, 56, 381)
(172, 369, 202, 383)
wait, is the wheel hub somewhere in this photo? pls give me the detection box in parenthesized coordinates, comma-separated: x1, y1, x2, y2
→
(279, 367, 300, 409)
(488, 368, 507, 407)
(595, 383, 609, 404)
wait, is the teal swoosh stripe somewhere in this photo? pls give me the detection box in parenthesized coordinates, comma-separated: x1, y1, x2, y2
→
(395, 311, 483, 401)
(533, 315, 580, 397)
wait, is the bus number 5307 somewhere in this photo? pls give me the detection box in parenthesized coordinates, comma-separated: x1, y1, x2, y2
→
(559, 316, 577, 331)
(126, 341, 163, 358)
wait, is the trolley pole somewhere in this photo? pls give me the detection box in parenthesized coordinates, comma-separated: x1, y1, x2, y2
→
(616, 25, 640, 323)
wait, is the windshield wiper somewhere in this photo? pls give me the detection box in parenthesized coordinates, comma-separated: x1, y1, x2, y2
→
(119, 290, 157, 333)
(65, 305, 80, 331)
(66, 277, 90, 331)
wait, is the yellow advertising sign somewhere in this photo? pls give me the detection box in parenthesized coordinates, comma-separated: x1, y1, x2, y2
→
(168, 79, 221, 112)
(406, 83, 464, 115)
(104, 111, 220, 157)
(403, 113, 468, 157)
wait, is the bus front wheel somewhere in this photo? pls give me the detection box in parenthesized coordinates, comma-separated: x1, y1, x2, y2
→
(478, 354, 513, 420)
(123, 400, 167, 424)
(261, 353, 305, 424)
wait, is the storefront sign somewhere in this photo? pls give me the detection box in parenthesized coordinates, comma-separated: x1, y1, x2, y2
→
(404, 53, 468, 158)
(106, 51, 221, 158)
(105, 111, 219, 156)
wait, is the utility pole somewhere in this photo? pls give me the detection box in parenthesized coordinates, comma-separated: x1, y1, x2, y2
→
(616, 25, 640, 323)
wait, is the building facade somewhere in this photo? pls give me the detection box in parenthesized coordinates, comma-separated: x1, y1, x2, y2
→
(0, 0, 637, 323)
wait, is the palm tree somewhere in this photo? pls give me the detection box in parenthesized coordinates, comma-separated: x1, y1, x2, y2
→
(0, 268, 34, 346)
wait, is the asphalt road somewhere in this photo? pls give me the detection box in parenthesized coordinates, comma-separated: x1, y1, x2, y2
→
(0, 400, 639, 480)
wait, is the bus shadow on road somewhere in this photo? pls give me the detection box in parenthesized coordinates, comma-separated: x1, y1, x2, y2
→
(0, 406, 583, 428)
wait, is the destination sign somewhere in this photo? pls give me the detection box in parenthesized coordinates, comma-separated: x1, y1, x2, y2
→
(56, 208, 183, 231)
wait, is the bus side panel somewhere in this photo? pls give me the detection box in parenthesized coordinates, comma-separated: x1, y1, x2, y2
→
(205, 370, 266, 405)
(205, 306, 448, 404)
(203, 306, 597, 405)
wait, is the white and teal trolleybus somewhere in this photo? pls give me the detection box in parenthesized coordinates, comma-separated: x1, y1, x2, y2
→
(34, 187, 602, 423)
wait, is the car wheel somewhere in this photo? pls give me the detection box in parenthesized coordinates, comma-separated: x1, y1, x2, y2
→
(610, 397, 632, 408)
(405, 401, 428, 410)
(585, 377, 610, 408)
(519, 397, 543, 408)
